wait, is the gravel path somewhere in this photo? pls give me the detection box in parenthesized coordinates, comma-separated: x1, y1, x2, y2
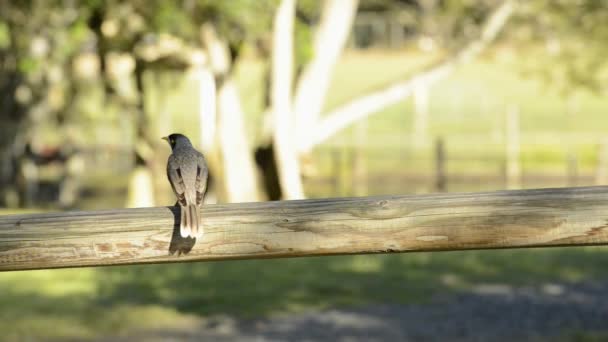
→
(102, 281, 608, 341)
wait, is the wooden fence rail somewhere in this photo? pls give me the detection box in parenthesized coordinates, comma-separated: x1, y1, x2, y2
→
(2, 186, 608, 272)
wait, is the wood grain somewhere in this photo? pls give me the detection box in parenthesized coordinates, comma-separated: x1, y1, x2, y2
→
(2, 186, 608, 271)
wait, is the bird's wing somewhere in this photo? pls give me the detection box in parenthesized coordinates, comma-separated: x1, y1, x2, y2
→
(194, 152, 209, 206)
(167, 154, 188, 206)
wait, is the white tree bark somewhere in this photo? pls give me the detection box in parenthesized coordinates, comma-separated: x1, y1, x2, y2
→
(302, 0, 515, 153)
(126, 166, 155, 208)
(195, 66, 216, 153)
(217, 81, 261, 202)
(271, 0, 305, 199)
(307, 64, 451, 151)
(201, 24, 260, 203)
(191, 65, 218, 204)
(293, 0, 359, 154)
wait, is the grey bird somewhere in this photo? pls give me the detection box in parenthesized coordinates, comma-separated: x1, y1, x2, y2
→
(163, 133, 209, 238)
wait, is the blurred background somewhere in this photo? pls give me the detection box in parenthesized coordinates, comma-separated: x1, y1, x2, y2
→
(2, 0, 608, 340)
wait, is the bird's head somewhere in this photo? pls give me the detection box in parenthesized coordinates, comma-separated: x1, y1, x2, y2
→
(162, 133, 191, 150)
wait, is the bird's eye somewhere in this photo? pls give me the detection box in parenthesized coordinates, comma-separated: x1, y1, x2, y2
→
(170, 139, 175, 144)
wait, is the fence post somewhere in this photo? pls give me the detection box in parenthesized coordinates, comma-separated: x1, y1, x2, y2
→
(505, 105, 521, 189)
(343, 144, 353, 196)
(596, 139, 608, 185)
(435, 137, 446, 192)
(332, 145, 351, 197)
(332, 148, 341, 196)
(353, 120, 368, 196)
(567, 152, 578, 187)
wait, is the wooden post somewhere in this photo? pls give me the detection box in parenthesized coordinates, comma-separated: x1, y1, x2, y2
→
(331, 146, 350, 197)
(353, 120, 368, 196)
(499, 158, 507, 189)
(567, 152, 578, 187)
(505, 105, 521, 189)
(596, 139, 608, 185)
(341, 144, 351, 196)
(332, 148, 341, 196)
(435, 137, 446, 192)
(3, 186, 608, 272)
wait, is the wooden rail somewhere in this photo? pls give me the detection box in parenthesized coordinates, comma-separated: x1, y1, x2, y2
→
(2, 186, 608, 272)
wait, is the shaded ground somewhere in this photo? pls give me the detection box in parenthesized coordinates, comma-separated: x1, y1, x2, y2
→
(96, 280, 608, 342)
(4, 248, 608, 341)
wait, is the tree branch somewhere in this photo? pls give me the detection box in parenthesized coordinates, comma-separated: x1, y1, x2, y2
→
(292, 0, 359, 150)
(271, 0, 305, 199)
(302, 0, 515, 153)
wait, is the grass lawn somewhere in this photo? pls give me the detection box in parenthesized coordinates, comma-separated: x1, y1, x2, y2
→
(2, 247, 608, 340)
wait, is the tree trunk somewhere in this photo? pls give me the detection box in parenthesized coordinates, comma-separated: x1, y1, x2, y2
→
(190, 65, 220, 204)
(201, 24, 261, 203)
(254, 143, 282, 201)
(293, 0, 359, 154)
(126, 59, 157, 208)
(197, 67, 217, 153)
(217, 80, 261, 202)
(126, 164, 155, 208)
(271, 0, 304, 200)
(0, 71, 27, 207)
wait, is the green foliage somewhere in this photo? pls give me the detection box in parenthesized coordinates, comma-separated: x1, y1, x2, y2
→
(200, 0, 279, 41)
(294, 18, 313, 66)
(354, 0, 608, 94)
(17, 57, 38, 74)
(358, 0, 502, 49)
(512, 0, 608, 93)
(0, 21, 9, 49)
(293, 0, 319, 65)
(0, 0, 289, 158)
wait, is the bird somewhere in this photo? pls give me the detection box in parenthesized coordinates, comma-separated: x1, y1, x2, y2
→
(163, 133, 209, 238)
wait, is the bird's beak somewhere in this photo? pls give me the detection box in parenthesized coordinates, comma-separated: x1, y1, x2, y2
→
(162, 136, 169, 142)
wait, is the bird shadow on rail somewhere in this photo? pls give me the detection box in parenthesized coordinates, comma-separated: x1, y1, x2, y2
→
(168, 205, 196, 256)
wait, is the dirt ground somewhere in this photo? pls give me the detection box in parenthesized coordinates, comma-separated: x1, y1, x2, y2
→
(96, 280, 608, 342)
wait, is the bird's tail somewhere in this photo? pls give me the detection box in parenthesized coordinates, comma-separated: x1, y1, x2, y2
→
(180, 203, 201, 238)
